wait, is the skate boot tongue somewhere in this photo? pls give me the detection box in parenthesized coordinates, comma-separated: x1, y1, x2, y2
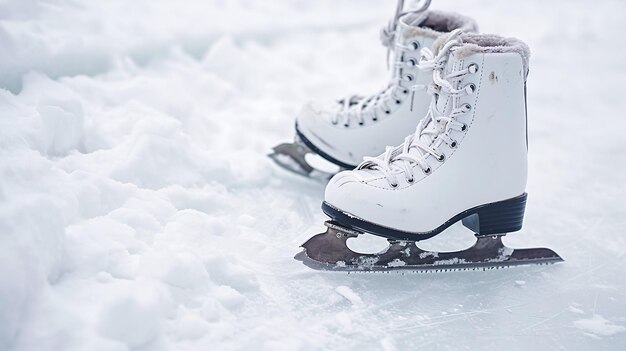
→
(387, 12, 429, 78)
(357, 31, 466, 180)
(381, 5, 429, 49)
(394, 11, 430, 44)
(406, 33, 464, 159)
(418, 56, 460, 146)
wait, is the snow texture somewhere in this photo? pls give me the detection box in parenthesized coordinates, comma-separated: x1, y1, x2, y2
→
(1, 0, 626, 350)
(573, 314, 626, 338)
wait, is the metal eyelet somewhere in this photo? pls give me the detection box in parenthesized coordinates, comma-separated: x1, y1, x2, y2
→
(402, 89, 409, 94)
(423, 167, 431, 174)
(437, 153, 445, 161)
(407, 178, 414, 183)
(410, 41, 420, 50)
(462, 103, 472, 112)
(385, 110, 391, 114)
(395, 100, 402, 105)
(390, 183, 398, 188)
(407, 58, 418, 67)
(467, 83, 476, 93)
(468, 63, 479, 74)
(358, 122, 364, 126)
(404, 74, 414, 82)
(344, 123, 350, 128)
(461, 124, 467, 131)
(450, 141, 457, 148)
(372, 116, 378, 121)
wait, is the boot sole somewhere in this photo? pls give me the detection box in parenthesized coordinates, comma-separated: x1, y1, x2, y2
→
(295, 122, 359, 170)
(321, 193, 528, 241)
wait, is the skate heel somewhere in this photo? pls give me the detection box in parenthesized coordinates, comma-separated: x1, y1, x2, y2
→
(461, 193, 527, 235)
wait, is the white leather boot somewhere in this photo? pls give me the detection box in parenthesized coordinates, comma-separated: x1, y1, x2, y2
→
(271, 10, 477, 177)
(296, 32, 563, 272)
(324, 31, 531, 239)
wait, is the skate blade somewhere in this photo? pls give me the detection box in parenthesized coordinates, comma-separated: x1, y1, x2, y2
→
(269, 141, 339, 179)
(295, 221, 563, 273)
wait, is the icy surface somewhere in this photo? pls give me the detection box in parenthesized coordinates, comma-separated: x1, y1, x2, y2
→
(1, 0, 626, 350)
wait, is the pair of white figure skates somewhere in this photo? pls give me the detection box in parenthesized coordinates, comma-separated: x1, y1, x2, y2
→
(270, 0, 562, 272)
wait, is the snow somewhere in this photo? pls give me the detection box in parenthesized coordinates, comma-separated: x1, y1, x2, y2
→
(387, 259, 407, 267)
(335, 286, 364, 307)
(574, 314, 626, 338)
(1, 0, 626, 350)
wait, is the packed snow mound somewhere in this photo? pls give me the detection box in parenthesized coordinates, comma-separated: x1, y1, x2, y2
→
(0, 0, 387, 93)
(2, 0, 626, 350)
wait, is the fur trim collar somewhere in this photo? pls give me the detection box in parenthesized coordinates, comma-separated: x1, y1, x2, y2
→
(432, 32, 531, 74)
(400, 10, 479, 39)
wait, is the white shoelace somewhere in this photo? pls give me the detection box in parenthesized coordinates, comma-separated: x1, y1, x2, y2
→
(358, 30, 475, 187)
(331, 83, 407, 127)
(331, 0, 431, 128)
(331, 40, 426, 127)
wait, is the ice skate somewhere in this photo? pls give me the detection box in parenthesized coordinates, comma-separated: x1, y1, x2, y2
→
(270, 1, 477, 178)
(296, 31, 563, 272)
